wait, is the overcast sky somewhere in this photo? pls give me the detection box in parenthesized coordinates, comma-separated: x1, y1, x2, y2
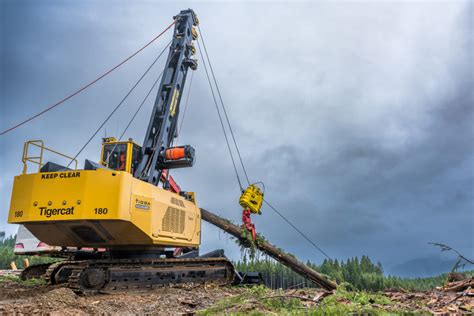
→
(1, 1, 472, 275)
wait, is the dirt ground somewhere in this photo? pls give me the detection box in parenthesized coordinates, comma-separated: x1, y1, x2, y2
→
(0, 280, 243, 315)
(0, 278, 473, 315)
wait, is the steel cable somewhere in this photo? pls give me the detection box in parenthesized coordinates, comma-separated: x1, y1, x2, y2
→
(264, 200, 331, 260)
(198, 26, 332, 260)
(67, 41, 171, 167)
(197, 25, 251, 186)
(0, 21, 176, 136)
(196, 39, 243, 191)
(104, 68, 166, 166)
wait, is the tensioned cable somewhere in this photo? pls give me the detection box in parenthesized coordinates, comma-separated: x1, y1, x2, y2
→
(196, 39, 243, 191)
(105, 68, 166, 166)
(198, 26, 332, 260)
(197, 25, 250, 186)
(0, 21, 176, 136)
(66, 41, 172, 167)
(264, 200, 331, 260)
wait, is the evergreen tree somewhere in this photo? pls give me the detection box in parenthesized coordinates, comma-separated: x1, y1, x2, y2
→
(232, 252, 473, 291)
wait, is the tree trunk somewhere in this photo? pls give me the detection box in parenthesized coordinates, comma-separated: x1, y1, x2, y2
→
(200, 208, 337, 291)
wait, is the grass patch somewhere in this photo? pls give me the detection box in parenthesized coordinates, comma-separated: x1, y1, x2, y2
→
(312, 289, 393, 315)
(199, 285, 417, 315)
(0, 274, 46, 286)
(198, 285, 305, 315)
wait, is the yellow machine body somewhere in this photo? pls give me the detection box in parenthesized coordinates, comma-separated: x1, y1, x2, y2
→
(8, 140, 201, 249)
(239, 184, 264, 215)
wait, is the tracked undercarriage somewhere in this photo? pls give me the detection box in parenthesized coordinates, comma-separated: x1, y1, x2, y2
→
(23, 255, 234, 294)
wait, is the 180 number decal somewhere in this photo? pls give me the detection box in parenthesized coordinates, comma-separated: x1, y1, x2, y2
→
(14, 210, 23, 218)
(94, 207, 108, 215)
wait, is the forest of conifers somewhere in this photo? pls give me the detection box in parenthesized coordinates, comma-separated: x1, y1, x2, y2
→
(1, 234, 471, 292)
(235, 255, 471, 291)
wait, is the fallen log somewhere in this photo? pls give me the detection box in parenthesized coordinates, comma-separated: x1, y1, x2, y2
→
(200, 208, 338, 291)
(440, 278, 474, 293)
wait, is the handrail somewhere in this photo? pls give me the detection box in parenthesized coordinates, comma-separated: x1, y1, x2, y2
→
(22, 140, 78, 174)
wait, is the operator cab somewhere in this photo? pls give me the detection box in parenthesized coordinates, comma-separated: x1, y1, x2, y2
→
(100, 137, 141, 174)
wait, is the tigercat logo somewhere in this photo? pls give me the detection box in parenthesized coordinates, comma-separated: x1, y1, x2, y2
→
(41, 172, 80, 179)
(39, 206, 75, 218)
(135, 199, 150, 211)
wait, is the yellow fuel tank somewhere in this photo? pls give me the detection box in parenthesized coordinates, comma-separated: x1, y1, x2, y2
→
(8, 168, 201, 248)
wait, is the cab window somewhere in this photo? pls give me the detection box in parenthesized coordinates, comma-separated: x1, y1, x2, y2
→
(131, 144, 141, 174)
(102, 144, 127, 171)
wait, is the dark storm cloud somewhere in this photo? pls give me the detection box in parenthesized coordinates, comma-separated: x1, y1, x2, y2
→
(1, 1, 472, 273)
(253, 81, 473, 262)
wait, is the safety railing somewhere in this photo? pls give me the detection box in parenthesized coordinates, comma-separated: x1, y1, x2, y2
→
(22, 140, 78, 174)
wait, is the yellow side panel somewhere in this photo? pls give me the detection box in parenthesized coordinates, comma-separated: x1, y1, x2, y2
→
(8, 169, 200, 248)
(129, 179, 201, 245)
(8, 169, 131, 222)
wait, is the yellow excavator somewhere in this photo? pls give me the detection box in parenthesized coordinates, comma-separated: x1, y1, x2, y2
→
(7, 9, 236, 293)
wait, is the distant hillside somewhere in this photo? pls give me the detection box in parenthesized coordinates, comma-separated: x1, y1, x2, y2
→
(386, 254, 468, 278)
